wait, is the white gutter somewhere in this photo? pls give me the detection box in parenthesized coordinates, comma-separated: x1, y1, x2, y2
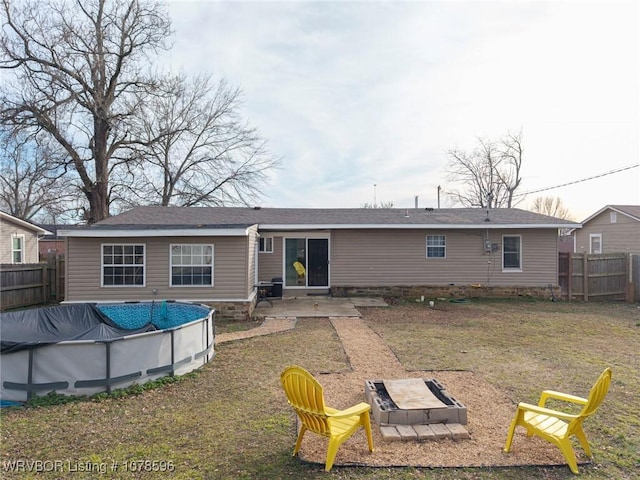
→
(259, 223, 582, 230)
(58, 227, 251, 237)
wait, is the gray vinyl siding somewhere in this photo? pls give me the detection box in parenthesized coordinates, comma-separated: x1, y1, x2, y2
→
(257, 234, 284, 282)
(330, 229, 558, 287)
(0, 217, 40, 264)
(65, 236, 250, 302)
(575, 210, 640, 254)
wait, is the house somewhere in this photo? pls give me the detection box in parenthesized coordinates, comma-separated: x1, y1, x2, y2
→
(0, 212, 51, 264)
(558, 234, 574, 253)
(574, 205, 640, 254)
(36, 224, 67, 259)
(59, 207, 579, 319)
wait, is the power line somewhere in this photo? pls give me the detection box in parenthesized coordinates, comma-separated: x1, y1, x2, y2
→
(514, 163, 640, 197)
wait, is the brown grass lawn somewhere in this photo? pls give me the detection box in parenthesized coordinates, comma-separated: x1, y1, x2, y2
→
(1, 299, 639, 479)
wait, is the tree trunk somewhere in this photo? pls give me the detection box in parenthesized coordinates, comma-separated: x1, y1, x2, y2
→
(85, 182, 110, 224)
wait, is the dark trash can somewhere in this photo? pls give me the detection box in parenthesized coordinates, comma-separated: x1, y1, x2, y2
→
(270, 277, 283, 298)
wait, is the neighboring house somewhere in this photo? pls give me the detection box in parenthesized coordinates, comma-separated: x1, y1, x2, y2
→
(558, 235, 574, 253)
(36, 224, 67, 259)
(0, 212, 51, 264)
(574, 205, 640, 254)
(60, 207, 578, 319)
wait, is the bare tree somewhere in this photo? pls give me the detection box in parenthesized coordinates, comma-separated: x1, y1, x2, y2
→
(496, 130, 524, 208)
(124, 73, 280, 207)
(0, 0, 171, 223)
(530, 196, 574, 236)
(530, 196, 573, 220)
(445, 130, 525, 208)
(362, 201, 394, 208)
(0, 129, 76, 220)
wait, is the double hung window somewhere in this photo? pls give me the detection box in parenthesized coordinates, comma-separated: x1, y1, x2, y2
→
(259, 237, 273, 253)
(170, 244, 214, 286)
(589, 234, 602, 254)
(426, 235, 446, 258)
(102, 244, 145, 286)
(11, 235, 24, 264)
(502, 236, 522, 270)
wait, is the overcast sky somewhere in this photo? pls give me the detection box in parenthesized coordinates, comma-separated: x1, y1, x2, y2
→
(164, 0, 639, 221)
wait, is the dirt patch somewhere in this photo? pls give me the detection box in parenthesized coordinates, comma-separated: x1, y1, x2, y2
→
(295, 316, 579, 469)
(216, 317, 297, 343)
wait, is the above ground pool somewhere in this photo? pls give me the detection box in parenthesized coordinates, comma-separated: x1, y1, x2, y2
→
(0, 301, 215, 402)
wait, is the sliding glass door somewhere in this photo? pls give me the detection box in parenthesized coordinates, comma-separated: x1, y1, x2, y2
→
(284, 237, 329, 288)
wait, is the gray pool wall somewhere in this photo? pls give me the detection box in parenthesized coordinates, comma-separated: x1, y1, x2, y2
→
(1, 302, 214, 402)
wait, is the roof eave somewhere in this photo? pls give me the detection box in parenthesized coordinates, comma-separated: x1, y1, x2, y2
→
(59, 222, 581, 236)
(259, 223, 581, 230)
(0, 212, 52, 235)
(58, 227, 252, 237)
(608, 206, 640, 222)
(580, 205, 640, 224)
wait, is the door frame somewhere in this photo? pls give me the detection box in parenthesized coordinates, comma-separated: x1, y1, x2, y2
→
(282, 233, 330, 289)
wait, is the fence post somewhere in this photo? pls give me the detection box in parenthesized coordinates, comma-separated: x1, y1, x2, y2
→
(583, 254, 589, 302)
(59, 255, 65, 302)
(41, 263, 48, 304)
(568, 254, 573, 301)
(56, 255, 62, 302)
(627, 253, 635, 303)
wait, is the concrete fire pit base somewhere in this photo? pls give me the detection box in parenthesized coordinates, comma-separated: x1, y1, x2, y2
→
(379, 423, 470, 442)
(365, 378, 471, 442)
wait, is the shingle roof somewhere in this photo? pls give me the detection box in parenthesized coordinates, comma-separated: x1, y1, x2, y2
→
(36, 224, 70, 239)
(82, 206, 578, 229)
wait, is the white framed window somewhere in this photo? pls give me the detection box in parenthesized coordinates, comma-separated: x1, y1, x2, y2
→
(170, 244, 214, 286)
(610, 212, 617, 223)
(102, 244, 145, 286)
(589, 234, 602, 254)
(502, 235, 522, 270)
(11, 234, 25, 264)
(259, 237, 273, 253)
(426, 235, 446, 258)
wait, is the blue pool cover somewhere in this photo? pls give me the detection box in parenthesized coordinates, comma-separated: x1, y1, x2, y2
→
(97, 302, 209, 330)
(0, 302, 210, 354)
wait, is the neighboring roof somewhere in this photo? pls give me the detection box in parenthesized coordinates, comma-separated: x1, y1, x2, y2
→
(580, 205, 640, 224)
(35, 224, 72, 240)
(0, 211, 52, 235)
(60, 206, 580, 238)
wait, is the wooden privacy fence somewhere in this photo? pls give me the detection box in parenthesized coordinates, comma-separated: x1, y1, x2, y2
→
(559, 252, 637, 302)
(0, 256, 65, 311)
(633, 255, 640, 303)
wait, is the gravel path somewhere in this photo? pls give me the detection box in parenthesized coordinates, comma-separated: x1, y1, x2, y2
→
(329, 317, 403, 376)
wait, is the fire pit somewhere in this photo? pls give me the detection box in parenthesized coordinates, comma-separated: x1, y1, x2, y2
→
(365, 378, 469, 441)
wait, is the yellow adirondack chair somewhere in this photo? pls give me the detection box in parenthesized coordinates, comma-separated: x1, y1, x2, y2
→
(504, 367, 612, 474)
(293, 261, 306, 285)
(280, 365, 374, 471)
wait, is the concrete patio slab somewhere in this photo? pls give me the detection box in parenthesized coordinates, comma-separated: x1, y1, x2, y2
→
(253, 297, 387, 318)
